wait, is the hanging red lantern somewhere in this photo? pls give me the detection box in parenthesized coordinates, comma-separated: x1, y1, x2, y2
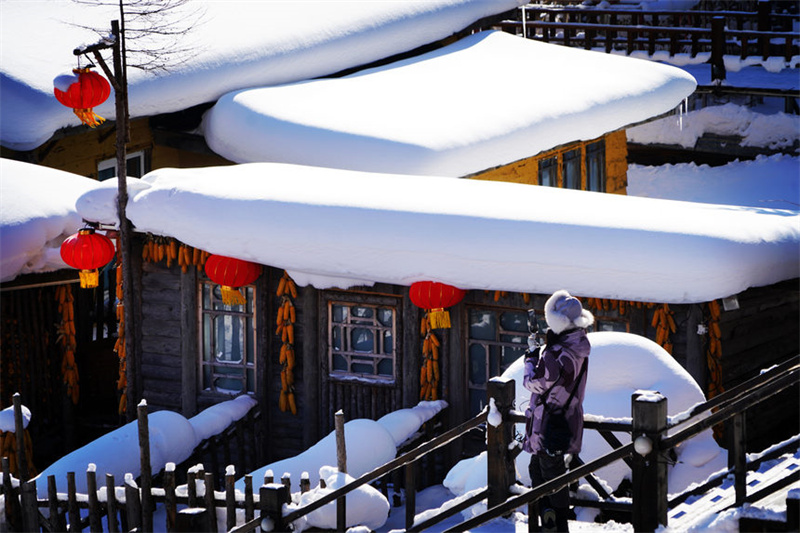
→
(60, 228, 116, 288)
(204, 254, 262, 306)
(53, 67, 111, 127)
(409, 281, 466, 329)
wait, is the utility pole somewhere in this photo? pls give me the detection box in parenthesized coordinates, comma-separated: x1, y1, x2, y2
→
(75, 19, 138, 422)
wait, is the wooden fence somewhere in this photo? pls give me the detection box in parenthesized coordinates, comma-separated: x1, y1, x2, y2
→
(2, 355, 798, 532)
(494, 4, 799, 82)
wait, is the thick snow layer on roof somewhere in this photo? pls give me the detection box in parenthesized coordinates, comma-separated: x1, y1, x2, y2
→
(0, 0, 524, 151)
(0, 159, 99, 283)
(76, 162, 800, 304)
(203, 30, 697, 177)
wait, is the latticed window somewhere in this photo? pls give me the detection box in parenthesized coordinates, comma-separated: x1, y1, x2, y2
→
(467, 307, 542, 416)
(586, 140, 606, 192)
(200, 281, 256, 395)
(328, 300, 396, 382)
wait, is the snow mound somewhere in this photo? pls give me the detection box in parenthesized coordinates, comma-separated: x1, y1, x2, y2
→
(238, 418, 396, 491)
(376, 400, 448, 447)
(291, 466, 389, 532)
(34, 411, 196, 498)
(189, 394, 258, 442)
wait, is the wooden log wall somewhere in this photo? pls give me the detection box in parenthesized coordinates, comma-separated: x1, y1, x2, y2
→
(716, 280, 799, 451)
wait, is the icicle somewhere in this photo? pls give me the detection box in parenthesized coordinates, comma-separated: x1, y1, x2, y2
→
(520, 5, 527, 39)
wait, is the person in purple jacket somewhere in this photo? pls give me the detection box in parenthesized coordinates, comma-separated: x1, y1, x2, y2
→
(523, 290, 593, 532)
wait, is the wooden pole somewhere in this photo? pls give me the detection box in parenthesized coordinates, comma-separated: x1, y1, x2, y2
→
(486, 377, 515, 510)
(631, 391, 668, 532)
(12, 394, 28, 481)
(729, 412, 747, 506)
(137, 401, 153, 532)
(710, 16, 726, 83)
(335, 409, 347, 531)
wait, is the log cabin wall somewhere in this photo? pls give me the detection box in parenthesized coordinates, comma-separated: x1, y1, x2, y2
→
(716, 280, 799, 451)
(469, 130, 628, 194)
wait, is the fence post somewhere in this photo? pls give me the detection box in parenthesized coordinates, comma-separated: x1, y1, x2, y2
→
(710, 16, 727, 83)
(12, 394, 29, 482)
(486, 377, 516, 510)
(335, 410, 347, 531)
(631, 391, 668, 532)
(176, 508, 208, 532)
(20, 479, 38, 533)
(137, 400, 154, 532)
(729, 412, 747, 506)
(260, 483, 288, 532)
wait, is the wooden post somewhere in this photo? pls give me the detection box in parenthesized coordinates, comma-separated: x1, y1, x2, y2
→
(67, 471, 80, 529)
(631, 391, 668, 532)
(48, 475, 65, 532)
(138, 400, 154, 532)
(335, 409, 347, 532)
(87, 467, 102, 532)
(729, 412, 747, 506)
(787, 490, 799, 532)
(2, 457, 21, 530)
(226, 467, 236, 532)
(204, 471, 217, 533)
(175, 508, 207, 533)
(106, 473, 119, 533)
(404, 461, 416, 530)
(244, 475, 254, 522)
(125, 475, 142, 532)
(12, 394, 28, 481)
(260, 484, 288, 532)
(486, 377, 516, 510)
(281, 473, 292, 503)
(710, 16, 726, 83)
(20, 480, 38, 533)
(164, 466, 177, 533)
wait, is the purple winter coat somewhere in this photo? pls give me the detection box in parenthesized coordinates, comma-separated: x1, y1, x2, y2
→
(522, 328, 590, 455)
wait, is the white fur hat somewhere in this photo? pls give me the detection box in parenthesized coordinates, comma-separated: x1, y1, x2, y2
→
(544, 290, 594, 334)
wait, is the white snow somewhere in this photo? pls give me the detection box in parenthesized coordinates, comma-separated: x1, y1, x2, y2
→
(74, 162, 799, 304)
(375, 400, 448, 447)
(0, 403, 30, 432)
(628, 154, 800, 210)
(0, 159, 101, 282)
(0, 0, 525, 151)
(203, 30, 696, 177)
(236, 418, 396, 493)
(443, 331, 728, 511)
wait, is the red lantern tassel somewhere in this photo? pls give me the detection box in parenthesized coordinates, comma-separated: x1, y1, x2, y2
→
(220, 286, 246, 306)
(73, 108, 106, 128)
(429, 308, 451, 329)
(78, 270, 99, 289)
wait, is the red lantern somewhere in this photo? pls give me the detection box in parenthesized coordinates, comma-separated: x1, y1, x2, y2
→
(409, 281, 466, 329)
(204, 255, 262, 306)
(60, 228, 116, 288)
(53, 67, 111, 127)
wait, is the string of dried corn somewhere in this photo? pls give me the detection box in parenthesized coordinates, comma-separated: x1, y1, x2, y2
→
(419, 314, 440, 401)
(55, 284, 79, 404)
(0, 428, 36, 478)
(277, 272, 298, 415)
(142, 235, 209, 272)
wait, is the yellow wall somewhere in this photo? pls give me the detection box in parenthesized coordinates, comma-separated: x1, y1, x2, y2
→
(471, 129, 628, 195)
(1, 118, 232, 179)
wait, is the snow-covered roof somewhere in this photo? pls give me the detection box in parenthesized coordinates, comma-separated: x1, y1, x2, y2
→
(0, 159, 97, 283)
(0, 0, 524, 151)
(76, 162, 800, 304)
(203, 30, 697, 176)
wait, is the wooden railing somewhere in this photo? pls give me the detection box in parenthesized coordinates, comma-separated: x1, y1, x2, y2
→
(492, 4, 800, 82)
(2, 355, 797, 531)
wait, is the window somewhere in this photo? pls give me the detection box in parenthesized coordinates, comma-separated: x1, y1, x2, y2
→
(199, 281, 256, 395)
(328, 300, 396, 382)
(98, 151, 145, 181)
(563, 149, 582, 190)
(538, 156, 557, 187)
(586, 140, 606, 192)
(467, 307, 539, 416)
(595, 319, 628, 333)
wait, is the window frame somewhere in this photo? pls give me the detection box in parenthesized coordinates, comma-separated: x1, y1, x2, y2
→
(198, 280, 257, 397)
(97, 150, 146, 181)
(465, 305, 537, 417)
(586, 140, 606, 193)
(325, 292, 400, 385)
